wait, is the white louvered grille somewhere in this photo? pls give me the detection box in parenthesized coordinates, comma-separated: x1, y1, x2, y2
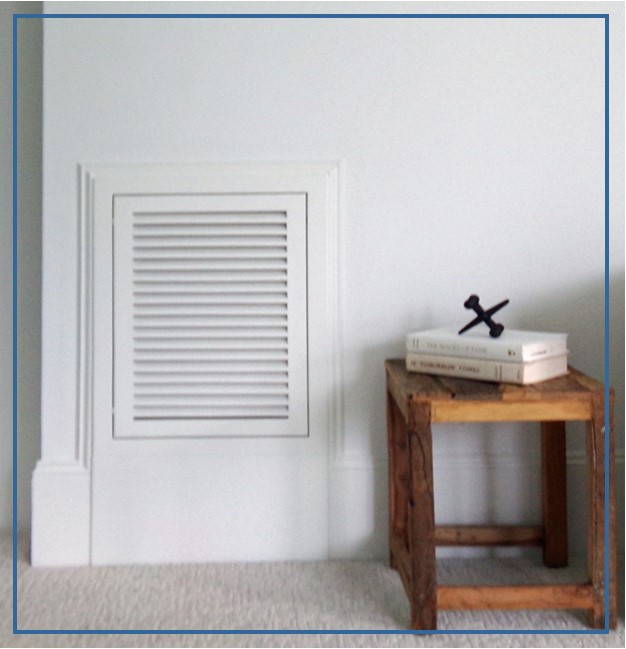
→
(132, 210, 290, 420)
(113, 193, 308, 438)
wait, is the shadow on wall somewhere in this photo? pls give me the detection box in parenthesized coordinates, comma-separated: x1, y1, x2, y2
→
(516, 272, 624, 449)
(0, 6, 44, 533)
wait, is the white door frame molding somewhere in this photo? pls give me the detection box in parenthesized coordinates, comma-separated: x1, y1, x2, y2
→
(32, 162, 341, 566)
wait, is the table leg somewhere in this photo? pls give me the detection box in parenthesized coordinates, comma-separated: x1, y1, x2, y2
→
(608, 390, 617, 629)
(586, 391, 617, 629)
(541, 421, 568, 567)
(408, 402, 437, 630)
(387, 390, 409, 569)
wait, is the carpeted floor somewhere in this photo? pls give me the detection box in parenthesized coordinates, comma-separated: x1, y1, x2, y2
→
(1, 532, 623, 647)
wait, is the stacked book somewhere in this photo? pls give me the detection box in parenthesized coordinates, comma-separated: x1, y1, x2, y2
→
(405, 326, 569, 385)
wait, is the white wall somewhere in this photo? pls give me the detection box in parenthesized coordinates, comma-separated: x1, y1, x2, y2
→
(0, 2, 42, 533)
(33, 1, 624, 560)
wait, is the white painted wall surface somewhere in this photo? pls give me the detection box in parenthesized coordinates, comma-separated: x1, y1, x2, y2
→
(33, 1, 624, 563)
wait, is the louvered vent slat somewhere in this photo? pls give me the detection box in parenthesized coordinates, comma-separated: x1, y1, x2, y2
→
(134, 260, 288, 271)
(133, 362, 289, 374)
(135, 326, 287, 341)
(133, 211, 287, 224)
(135, 362, 287, 374)
(133, 318, 288, 330)
(135, 271, 288, 282)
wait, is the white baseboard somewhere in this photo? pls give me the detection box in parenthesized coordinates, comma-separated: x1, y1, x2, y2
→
(329, 451, 625, 560)
(31, 460, 90, 566)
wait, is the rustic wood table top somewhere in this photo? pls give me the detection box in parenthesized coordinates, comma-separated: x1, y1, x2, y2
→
(385, 359, 608, 424)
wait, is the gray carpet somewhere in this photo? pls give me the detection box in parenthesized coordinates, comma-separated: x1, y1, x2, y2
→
(1, 532, 623, 647)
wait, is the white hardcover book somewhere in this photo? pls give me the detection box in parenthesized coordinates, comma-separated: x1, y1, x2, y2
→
(405, 326, 568, 362)
(405, 352, 569, 385)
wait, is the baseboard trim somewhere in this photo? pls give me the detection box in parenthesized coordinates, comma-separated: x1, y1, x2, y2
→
(31, 460, 90, 566)
(333, 449, 625, 470)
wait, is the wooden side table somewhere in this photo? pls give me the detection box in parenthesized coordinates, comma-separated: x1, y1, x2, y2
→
(385, 359, 617, 630)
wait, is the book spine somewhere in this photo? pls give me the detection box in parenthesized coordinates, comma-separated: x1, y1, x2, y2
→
(405, 335, 564, 362)
(406, 353, 522, 383)
(521, 340, 566, 361)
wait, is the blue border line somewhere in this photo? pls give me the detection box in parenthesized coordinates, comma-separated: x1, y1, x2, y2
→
(13, 12, 610, 20)
(603, 14, 611, 633)
(8, 628, 612, 636)
(12, 11, 19, 638)
(12, 11, 613, 637)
